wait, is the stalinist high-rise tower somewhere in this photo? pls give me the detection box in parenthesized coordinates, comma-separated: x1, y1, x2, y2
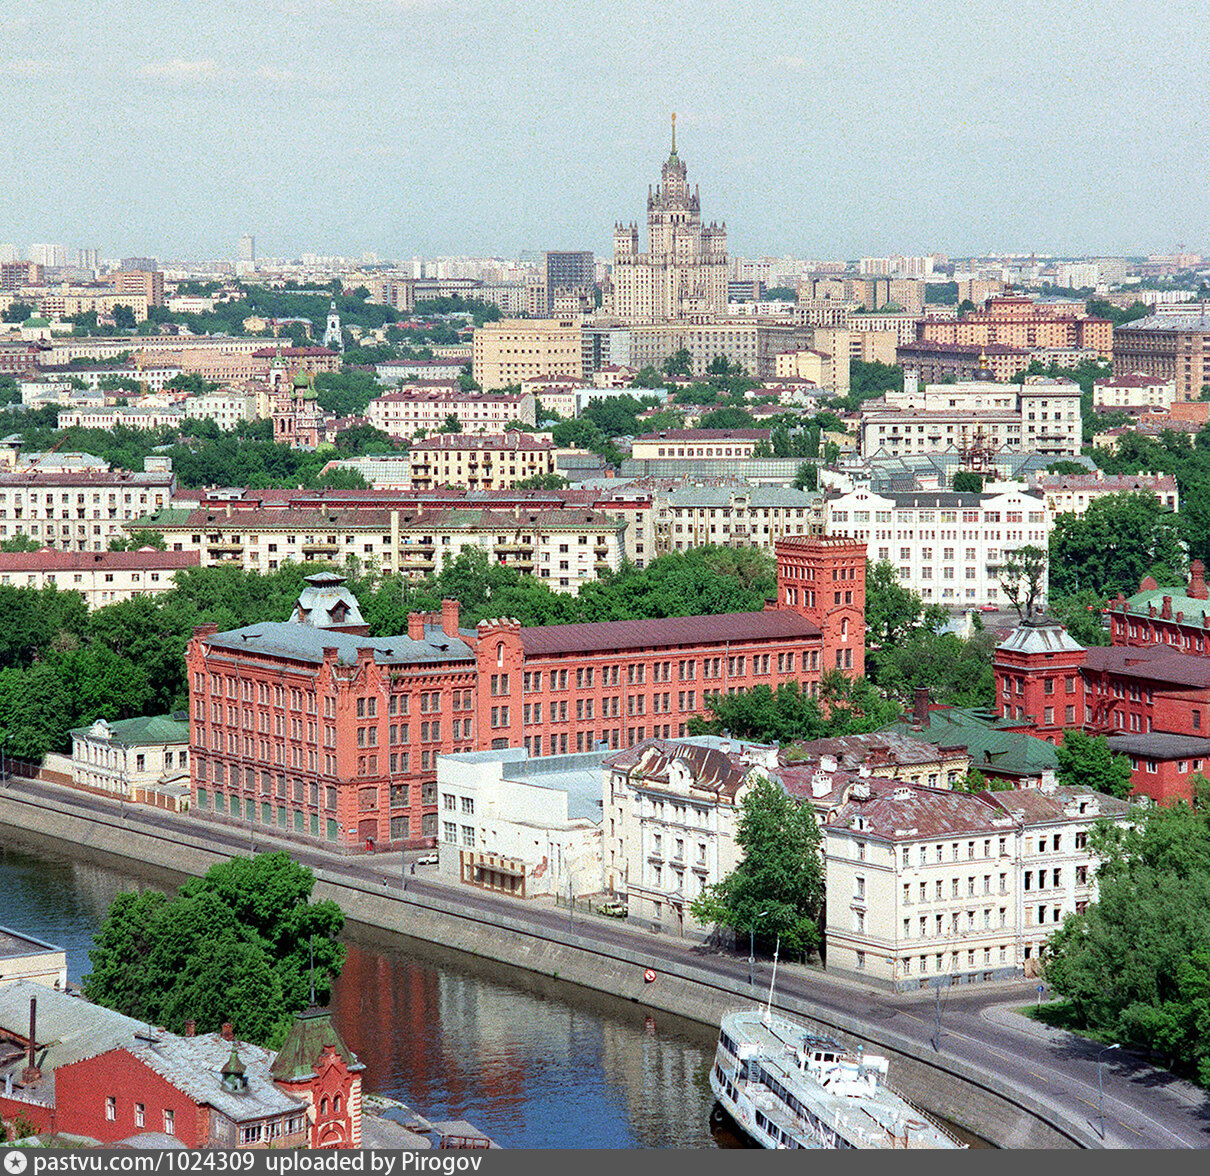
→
(609, 115, 729, 323)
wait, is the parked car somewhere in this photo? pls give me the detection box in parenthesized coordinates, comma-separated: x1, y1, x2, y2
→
(597, 901, 627, 918)
(415, 852, 438, 866)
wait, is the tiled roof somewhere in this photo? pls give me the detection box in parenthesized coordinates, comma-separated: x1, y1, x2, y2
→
(1106, 732, 1210, 759)
(410, 432, 552, 452)
(604, 737, 758, 800)
(784, 731, 959, 769)
(996, 618, 1085, 656)
(1081, 645, 1210, 688)
(71, 713, 191, 746)
(1120, 585, 1210, 624)
(832, 786, 1011, 840)
(519, 609, 819, 656)
(269, 1007, 362, 1083)
(0, 549, 199, 572)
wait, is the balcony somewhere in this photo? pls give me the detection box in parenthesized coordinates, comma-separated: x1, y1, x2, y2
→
(206, 539, 243, 553)
(301, 542, 339, 555)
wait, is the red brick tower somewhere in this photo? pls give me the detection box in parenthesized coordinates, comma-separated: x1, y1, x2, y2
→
(270, 1007, 365, 1149)
(993, 615, 1087, 742)
(775, 536, 867, 678)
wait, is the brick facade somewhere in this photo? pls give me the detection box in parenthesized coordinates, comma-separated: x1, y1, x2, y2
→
(187, 539, 867, 850)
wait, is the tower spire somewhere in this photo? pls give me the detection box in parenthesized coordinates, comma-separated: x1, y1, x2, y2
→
(671, 112, 676, 155)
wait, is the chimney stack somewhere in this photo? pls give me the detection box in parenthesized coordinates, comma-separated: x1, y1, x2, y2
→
(1190, 560, 1208, 601)
(22, 996, 40, 1084)
(1162, 594, 1173, 619)
(185, 1019, 196, 1037)
(441, 598, 460, 638)
(407, 612, 425, 641)
(221, 1022, 234, 1041)
(914, 686, 931, 727)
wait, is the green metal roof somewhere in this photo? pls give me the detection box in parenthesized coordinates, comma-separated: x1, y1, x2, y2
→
(1123, 586, 1210, 623)
(881, 707, 1058, 778)
(71, 713, 191, 746)
(269, 1006, 361, 1083)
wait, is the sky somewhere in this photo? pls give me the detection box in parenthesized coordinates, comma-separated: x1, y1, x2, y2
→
(1, 1, 1206, 263)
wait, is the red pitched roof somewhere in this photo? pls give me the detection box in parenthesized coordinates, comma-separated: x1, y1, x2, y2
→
(519, 609, 819, 656)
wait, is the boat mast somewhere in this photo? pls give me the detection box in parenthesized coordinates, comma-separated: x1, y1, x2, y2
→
(763, 934, 780, 1021)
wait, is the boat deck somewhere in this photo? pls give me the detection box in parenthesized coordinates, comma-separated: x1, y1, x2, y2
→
(722, 1008, 962, 1149)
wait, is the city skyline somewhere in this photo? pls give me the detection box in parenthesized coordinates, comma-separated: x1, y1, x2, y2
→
(1, 2, 1206, 261)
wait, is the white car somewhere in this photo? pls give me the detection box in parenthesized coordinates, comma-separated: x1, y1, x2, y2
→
(415, 852, 438, 866)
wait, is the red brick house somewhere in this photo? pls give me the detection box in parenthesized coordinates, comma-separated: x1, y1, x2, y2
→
(992, 565, 1210, 804)
(0, 983, 361, 1149)
(186, 537, 867, 851)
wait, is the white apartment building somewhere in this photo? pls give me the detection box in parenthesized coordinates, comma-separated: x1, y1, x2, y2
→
(655, 484, 824, 555)
(435, 748, 603, 900)
(823, 782, 1132, 990)
(365, 388, 536, 437)
(603, 737, 779, 935)
(0, 461, 175, 552)
(862, 374, 1082, 460)
(826, 487, 1051, 609)
(1092, 373, 1178, 410)
(183, 390, 259, 428)
(631, 429, 768, 461)
(49, 364, 183, 393)
(0, 548, 199, 607)
(1030, 470, 1179, 517)
(144, 504, 625, 594)
(409, 432, 555, 490)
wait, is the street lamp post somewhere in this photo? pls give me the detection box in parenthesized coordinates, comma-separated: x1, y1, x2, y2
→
(748, 910, 768, 990)
(1097, 1043, 1120, 1140)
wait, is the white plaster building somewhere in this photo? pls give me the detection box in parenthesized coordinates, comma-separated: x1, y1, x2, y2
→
(70, 713, 191, 807)
(602, 736, 778, 935)
(435, 749, 603, 900)
(825, 486, 1051, 609)
(823, 782, 1132, 990)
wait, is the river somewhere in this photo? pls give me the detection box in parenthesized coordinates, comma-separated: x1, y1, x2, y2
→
(0, 838, 987, 1148)
(0, 840, 739, 1148)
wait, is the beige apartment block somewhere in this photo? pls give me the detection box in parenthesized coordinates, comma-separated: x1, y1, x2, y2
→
(630, 428, 767, 461)
(143, 504, 624, 594)
(823, 783, 1131, 990)
(409, 432, 555, 490)
(655, 484, 824, 555)
(0, 460, 175, 552)
(603, 738, 777, 933)
(0, 548, 199, 607)
(366, 388, 537, 437)
(472, 318, 584, 391)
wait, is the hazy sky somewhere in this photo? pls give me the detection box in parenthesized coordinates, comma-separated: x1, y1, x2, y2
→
(2, 1, 1205, 262)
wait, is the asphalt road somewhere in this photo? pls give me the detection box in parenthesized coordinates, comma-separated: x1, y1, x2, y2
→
(4, 774, 1208, 1149)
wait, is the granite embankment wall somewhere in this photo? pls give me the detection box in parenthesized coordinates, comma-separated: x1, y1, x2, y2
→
(0, 788, 1094, 1149)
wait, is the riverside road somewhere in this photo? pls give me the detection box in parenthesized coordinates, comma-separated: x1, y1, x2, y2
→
(2, 774, 1207, 1150)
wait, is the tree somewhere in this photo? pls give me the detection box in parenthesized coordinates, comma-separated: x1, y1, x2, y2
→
(697, 406, 756, 430)
(84, 852, 345, 1046)
(1050, 493, 1186, 598)
(690, 776, 824, 960)
(1055, 730, 1133, 798)
(793, 461, 817, 491)
(310, 466, 370, 490)
(1049, 589, 1111, 646)
(108, 529, 167, 551)
(111, 304, 137, 330)
(999, 544, 1048, 619)
(662, 347, 693, 378)
(632, 365, 665, 389)
(952, 470, 984, 493)
(2, 301, 33, 323)
(514, 472, 570, 490)
(0, 534, 41, 552)
(865, 560, 946, 648)
(1043, 798, 1210, 1086)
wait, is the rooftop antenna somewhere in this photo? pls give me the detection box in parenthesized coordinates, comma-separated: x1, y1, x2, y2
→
(671, 112, 676, 155)
(309, 935, 315, 1006)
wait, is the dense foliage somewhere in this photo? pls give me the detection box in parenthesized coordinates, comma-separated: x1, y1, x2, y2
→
(1055, 731, 1134, 799)
(1043, 791, 1210, 1086)
(0, 545, 778, 760)
(84, 853, 345, 1047)
(1050, 493, 1185, 599)
(689, 776, 824, 960)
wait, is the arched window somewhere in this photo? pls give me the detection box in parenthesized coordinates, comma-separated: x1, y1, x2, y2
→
(320, 1097, 329, 1116)
(496, 643, 504, 667)
(334, 1093, 342, 1115)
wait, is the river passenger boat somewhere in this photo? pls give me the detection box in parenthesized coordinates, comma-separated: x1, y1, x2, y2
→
(709, 1007, 966, 1149)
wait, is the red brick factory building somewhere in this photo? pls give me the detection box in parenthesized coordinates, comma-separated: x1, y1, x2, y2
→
(185, 538, 866, 850)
